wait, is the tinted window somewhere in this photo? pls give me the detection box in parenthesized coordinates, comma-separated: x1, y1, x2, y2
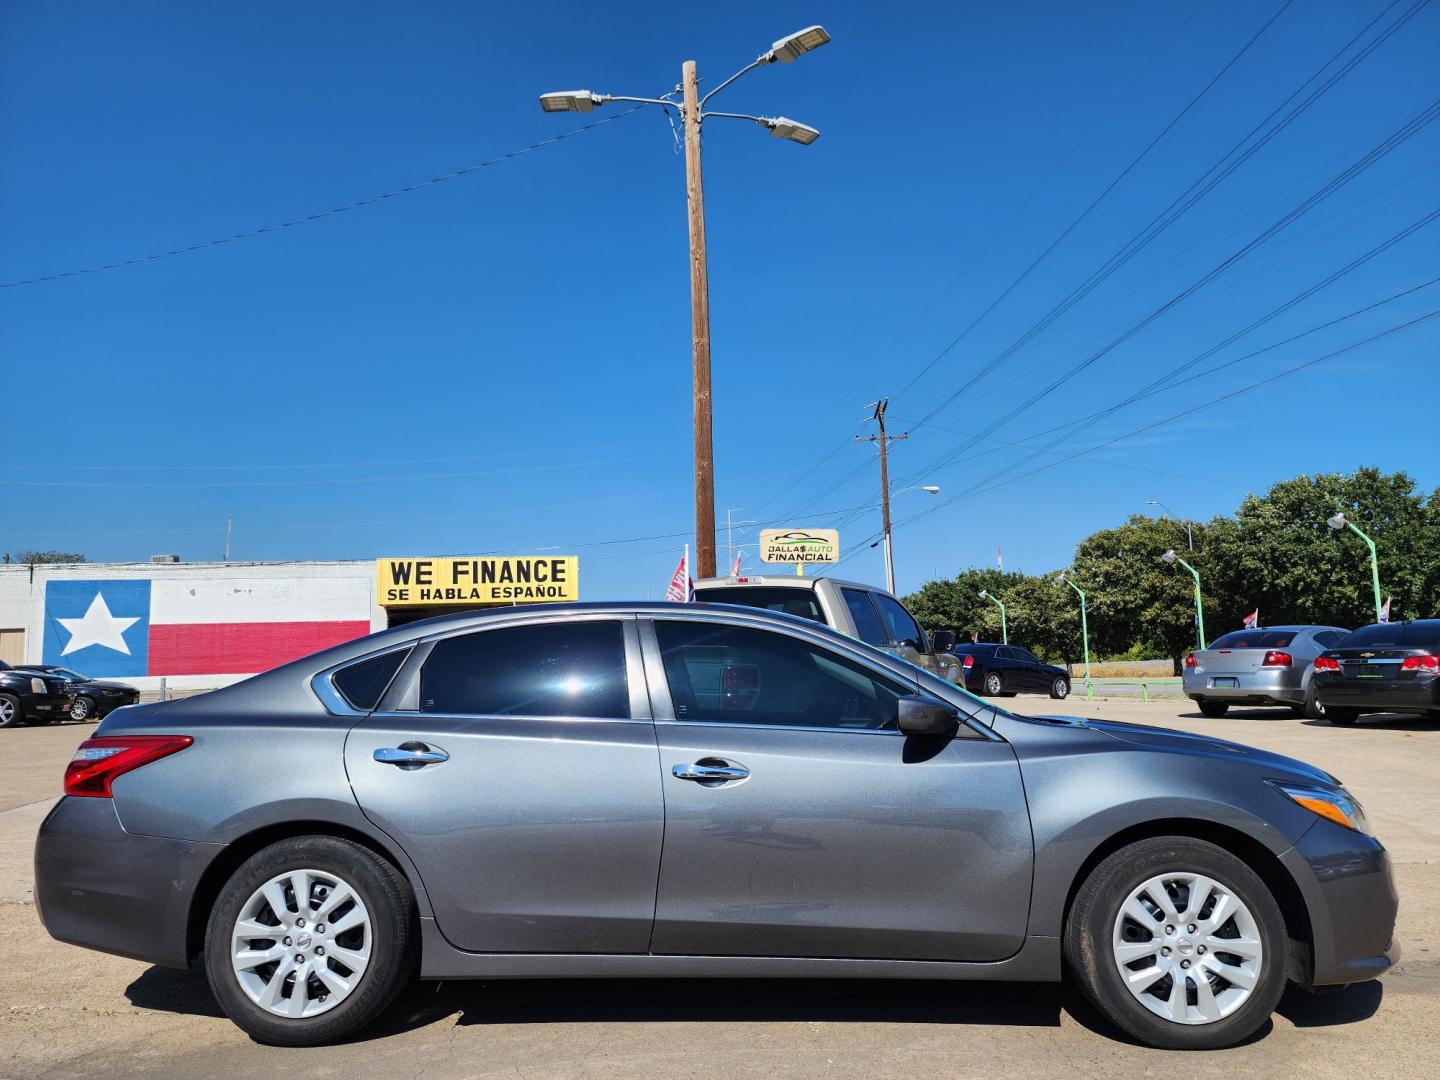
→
(1209, 630, 1296, 649)
(1339, 621, 1440, 648)
(694, 586, 825, 624)
(1014, 648, 1040, 664)
(1313, 630, 1344, 649)
(874, 594, 924, 646)
(655, 621, 908, 731)
(420, 622, 629, 718)
(841, 588, 887, 645)
(333, 649, 410, 711)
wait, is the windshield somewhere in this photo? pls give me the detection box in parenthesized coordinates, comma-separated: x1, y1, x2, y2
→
(49, 668, 87, 681)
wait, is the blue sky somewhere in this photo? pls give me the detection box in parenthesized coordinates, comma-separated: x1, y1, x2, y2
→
(2, 1, 1437, 597)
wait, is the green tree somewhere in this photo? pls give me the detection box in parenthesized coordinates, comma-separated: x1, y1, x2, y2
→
(905, 568, 1023, 643)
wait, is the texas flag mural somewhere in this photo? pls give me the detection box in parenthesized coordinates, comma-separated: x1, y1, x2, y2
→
(43, 579, 370, 678)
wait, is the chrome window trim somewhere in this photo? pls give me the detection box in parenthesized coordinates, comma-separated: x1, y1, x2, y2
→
(312, 643, 416, 717)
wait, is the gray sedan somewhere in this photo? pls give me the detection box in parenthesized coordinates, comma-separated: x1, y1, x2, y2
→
(35, 603, 1396, 1051)
(1183, 625, 1350, 719)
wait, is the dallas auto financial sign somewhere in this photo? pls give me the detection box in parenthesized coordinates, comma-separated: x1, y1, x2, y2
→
(376, 557, 580, 606)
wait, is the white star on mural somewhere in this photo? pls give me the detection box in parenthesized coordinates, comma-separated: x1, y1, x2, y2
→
(57, 593, 140, 656)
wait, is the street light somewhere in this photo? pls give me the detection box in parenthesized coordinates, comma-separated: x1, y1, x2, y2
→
(1147, 500, 1193, 550)
(978, 588, 1008, 644)
(539, 27, 829, 579)
(1057, 571, 1093, 700)
(1327, 511, 1384, 623)
(1160, 548, 1207, 650)
(879, 483, 941, 593)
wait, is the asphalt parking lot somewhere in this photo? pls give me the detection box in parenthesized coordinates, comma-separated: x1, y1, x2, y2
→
(2, 701, 1438, 1079)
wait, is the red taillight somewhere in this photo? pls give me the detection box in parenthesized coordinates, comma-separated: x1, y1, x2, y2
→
(962, 654, 974, 670)
(1184, 654, 1197, 669)
(1313, 656, 1340, 672)
(1401, 654, 1439, 672)
(1262, 650, 1292, 668)
(64, 736, 193, 798)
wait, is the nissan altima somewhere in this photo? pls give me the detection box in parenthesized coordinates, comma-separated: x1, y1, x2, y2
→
(34, 603, 1397, 1050)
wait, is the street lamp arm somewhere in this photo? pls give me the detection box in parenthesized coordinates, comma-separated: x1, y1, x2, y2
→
(606, 94, 683, 108)
(699, 110, 766, 123)
(698, 57, 768, 107)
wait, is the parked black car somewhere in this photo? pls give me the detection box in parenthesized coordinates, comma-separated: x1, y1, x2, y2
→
(0, 661, 74, 728)
(1313, 618, 1440, 725)
(22, 665, 140, 721)
(951, 642, 1071, 699)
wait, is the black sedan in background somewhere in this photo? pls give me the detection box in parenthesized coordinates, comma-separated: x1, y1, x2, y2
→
(0, 661, 73, 727)
(22, 665, 140, 721)
(1313, 618, 1440, 725)
(952, 642, 1071, 698)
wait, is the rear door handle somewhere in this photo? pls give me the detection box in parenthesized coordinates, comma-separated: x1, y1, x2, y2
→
(672, 762, 749, 783)
(374, 742, 449, 768)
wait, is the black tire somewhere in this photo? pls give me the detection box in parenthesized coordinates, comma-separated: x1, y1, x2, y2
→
(1287, 704, 1307, 719)
(1303, 683, 1327, 721)
(1326, 707, 1360, 726)
(1064, 835, 1288, 1050)
(204, 836, 417, 1046)
(983, 671, 1004, 696)
(1196, 699, 1229, 718)
(0, 694, 22, 729)
(68, 697, 93, 722)
(1049, 676, 1071, 700)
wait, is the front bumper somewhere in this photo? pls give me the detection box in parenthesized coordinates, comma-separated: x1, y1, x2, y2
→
(1283, 817, 1400, 987)
(34, 796, 224, 968)
(1182, 667, 1302, 705)
(1314, 675, 1440, 714)
(19, 692, 72, 720)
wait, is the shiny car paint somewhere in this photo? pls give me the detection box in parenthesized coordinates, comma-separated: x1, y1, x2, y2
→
(950, 642, 1068, 695)
(1314, 619, 1440, 717)
(35, 602, 1397, 995)
(1182, 626, 1348, 708)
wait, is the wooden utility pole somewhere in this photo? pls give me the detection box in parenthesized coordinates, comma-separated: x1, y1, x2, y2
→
(681, 60, 717, 579)
(855, 399, 908, 593)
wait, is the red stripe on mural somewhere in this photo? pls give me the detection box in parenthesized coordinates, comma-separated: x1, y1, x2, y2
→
(148, 621, 372, 676)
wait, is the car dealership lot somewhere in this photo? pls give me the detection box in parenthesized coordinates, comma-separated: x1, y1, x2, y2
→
(3, 703, 1439, 1079)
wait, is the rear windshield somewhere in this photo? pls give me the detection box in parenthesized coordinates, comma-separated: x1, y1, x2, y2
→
(694, 587, 826, 625)
(1209, 630, 1295, 650)
(1338, 621, 1440, 648)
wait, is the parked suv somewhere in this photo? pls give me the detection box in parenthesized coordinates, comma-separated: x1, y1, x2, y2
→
(1182, 626, 1349, 719)
(693, 575, 962, 683)
(0, 660, 74, 728)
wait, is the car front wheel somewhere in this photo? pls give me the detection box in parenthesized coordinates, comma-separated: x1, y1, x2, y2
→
(68, 697, 93, 721)
(0, 694, 21, 729)
(1050, 676, 1070, 699)
(204, 835, 417, 1046)
(1064, 835, 1287, 1050)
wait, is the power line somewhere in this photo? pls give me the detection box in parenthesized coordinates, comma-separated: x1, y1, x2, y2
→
(0, 107, 645, 291)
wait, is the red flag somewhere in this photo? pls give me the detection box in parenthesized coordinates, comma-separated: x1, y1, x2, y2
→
(665, 546, 694, 603)
(1242, 608, 1259, 629)
(1379, 597, 1392, 623)
(729, 553, 742, 577)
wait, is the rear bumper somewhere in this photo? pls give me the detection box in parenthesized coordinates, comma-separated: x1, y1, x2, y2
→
(1182, 667, 1302, 705)
(34, 796, 223, 968)
(1283, 818, 1400, 987)
(1314, 676, 1440, 714)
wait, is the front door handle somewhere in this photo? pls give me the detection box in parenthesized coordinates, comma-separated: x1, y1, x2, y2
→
(374, 742, 449, 768)
(672, 761, 749, 783)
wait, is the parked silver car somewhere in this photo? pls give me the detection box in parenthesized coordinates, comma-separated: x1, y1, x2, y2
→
(1183, 625, 1349, 719)
(36, 603, 1395, 1051)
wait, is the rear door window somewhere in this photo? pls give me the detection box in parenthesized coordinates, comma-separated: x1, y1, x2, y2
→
(840, 588, 887, 645)
(874, 594, 925, 647)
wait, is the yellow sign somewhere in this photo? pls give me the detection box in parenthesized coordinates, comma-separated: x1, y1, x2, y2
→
(376, 556, 579, 606)
(760, 528, 840, 564)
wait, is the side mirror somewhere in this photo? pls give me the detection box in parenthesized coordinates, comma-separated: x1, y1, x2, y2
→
(930, 630, 956, 654)
(896, 695, 960, 736)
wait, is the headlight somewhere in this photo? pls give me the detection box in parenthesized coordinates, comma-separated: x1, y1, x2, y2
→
(1270, 781, 1370, 834)
(30, 677, 46, 693)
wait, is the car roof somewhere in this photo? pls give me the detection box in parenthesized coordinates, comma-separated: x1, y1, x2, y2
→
(693, 575, 880, 593)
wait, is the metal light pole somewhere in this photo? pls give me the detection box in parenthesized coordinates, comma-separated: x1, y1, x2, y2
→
(1147, 499, 1193, 550)
(540, 26, 829, 579)
(1327, 512, 1384, 623)
(1057, 571, 1093, 700)
(1160, 549, 1206, 649)
(978, 588, 1007, 644)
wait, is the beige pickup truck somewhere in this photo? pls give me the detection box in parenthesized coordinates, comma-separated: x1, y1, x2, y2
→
(693, 574, 963, 684)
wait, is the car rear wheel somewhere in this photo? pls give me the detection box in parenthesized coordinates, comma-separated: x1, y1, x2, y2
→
(1050, 676, 1070, 699)
(68, 697, 93, 721)
(1064, 835, 1287, 1050)
(0, 694, 21, 729)
(1303, 684, 1327, 721)
(1326, 707, 1360, 726)
(1196, 699, 1229, 718)
(984, 672, 1004, 696)
(204, 836, 417, 1046)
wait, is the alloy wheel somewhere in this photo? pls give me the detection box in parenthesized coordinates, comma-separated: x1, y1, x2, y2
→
(0, 698, 14, 725)
(69, 698, 92, 721)
(1111, 871, 1262, 1025)
(231, 868, 373, 1019)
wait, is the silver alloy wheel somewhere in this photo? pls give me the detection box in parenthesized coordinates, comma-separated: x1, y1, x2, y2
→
(231, 868, 373, 1019)
(0, 698, 14, 724)
(985, 673, 1002, 695)
(1053, 678, 1069, 698)
(69, 698, 91, 721)
(1111, 871, 1263, 1025)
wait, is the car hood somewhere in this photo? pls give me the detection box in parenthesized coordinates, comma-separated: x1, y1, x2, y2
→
(78, 680, 138, 691)
(1028, 714, 1339, 786)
